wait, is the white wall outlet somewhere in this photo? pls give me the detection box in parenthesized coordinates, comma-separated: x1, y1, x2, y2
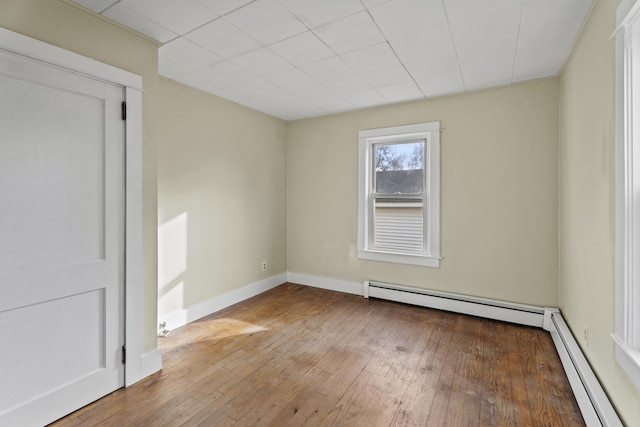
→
(261, 261, 267, 271)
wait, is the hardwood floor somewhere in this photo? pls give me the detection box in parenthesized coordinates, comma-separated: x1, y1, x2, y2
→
(51, 283, 584, 426)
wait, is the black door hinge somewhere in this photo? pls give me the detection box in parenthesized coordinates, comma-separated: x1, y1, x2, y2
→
(121, 101, 127, 121)
(122, 345, 127, 364)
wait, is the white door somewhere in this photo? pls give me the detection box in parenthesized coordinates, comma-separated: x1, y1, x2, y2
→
(0, 47, 125, 426)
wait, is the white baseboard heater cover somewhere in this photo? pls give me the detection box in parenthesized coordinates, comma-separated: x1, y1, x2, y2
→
(364, 280, 546, 328)
(549, 312, 622, 427)
(364, 280, 623, 427)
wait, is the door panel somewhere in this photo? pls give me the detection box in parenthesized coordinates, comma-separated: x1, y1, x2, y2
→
(0, 48, 125, 426)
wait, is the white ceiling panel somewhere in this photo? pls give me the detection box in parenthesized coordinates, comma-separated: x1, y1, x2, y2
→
(265, 68, 318, 89)
(323, 75, 373, 94)
(370, 0, 448, 41)
(341, 43, 401, 75)
(519, 0, 592, 34)
(159, 38, 223, 79)
(232, 47, 292, 76)
(389, 25, 456, 64)
(512, 31, 571, 82)
(313, 11, 385, 54)
(177, 61, 255, 92)
(340, 87, 388, 109)
(72, 0, 593, 120)
(184, 18, 260, 59)
(225, 0, 307, 45)
(444, 0, 523, 17)
(268, 31, 334, 67)
(361, 66, 414, 87)
(377, 81, 424, 104)
(280, 0, 364, 28)
(118, 0, 218, 36)
(447, 2, 523, 50)
(195, 0, 254, 16)
(102, 3, 178, 43)
(406, 54, 465, 97)
(295, 84, 354, 113)
(300, 56, 356, 83)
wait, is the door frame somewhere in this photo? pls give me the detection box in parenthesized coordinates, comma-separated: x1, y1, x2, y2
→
(0, 27, 151, 386)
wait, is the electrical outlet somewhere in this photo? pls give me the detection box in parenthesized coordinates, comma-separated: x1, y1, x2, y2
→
(583, 324, 589, 347)
(261, 261, 267, 271)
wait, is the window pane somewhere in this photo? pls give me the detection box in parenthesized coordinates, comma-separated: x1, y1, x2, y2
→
(374, 141, 424, 194)
(373, 141, 424, 252)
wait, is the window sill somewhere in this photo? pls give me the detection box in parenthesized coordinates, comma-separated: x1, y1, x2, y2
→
(357, 249, 441, 268)
(612, 334, 640, 390)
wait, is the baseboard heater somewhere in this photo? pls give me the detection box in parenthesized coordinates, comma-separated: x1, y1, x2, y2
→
(363, 280, 623, 427)
(364, 280, 547, 328)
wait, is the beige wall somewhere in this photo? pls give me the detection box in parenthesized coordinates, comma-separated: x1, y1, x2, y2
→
(0, 0, 159, 352)
(287, 80, 559, 307)
(157, 79, 287, 316)
(559, 0, 640, 424)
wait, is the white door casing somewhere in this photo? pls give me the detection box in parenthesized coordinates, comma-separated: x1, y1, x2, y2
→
(0, 28, 147, 426)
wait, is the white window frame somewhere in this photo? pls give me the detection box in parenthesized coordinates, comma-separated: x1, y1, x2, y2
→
(614, 0, 640, 391)
(357, 122, 441, 267)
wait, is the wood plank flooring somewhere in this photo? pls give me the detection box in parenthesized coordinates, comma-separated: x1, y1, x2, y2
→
(51, 283, 584, 426)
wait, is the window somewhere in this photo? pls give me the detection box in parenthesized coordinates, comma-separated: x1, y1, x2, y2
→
(614, 0, 640, 390)
(357, 122, 440, 267)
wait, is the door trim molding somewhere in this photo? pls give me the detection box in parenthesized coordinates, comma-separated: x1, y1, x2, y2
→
(0, 27, 150, 386)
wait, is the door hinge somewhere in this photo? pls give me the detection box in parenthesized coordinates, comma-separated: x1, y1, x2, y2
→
(121, 101, 127, 121)
(122, 345, 127, 364)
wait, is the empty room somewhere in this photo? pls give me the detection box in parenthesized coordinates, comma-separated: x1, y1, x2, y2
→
(1, 0, 640, 425)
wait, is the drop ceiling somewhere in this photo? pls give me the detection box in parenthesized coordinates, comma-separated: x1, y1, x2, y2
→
(72, 0, 593, 121)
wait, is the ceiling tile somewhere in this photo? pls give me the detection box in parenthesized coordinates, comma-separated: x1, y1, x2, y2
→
(456, 37, 517, 87)
(184, 18, 260, 59)
(119, 0, 218, 36)
(313, 11, 385, 54)
(339, 87, 388, 109)
(72, 0, 117, 13)
(195, 0, 254, 16)
(294, 84, 354, 113)
(300, 56, 355, 82)
(225, 0, 307, 45)
(360, 0, 391, 8)
(102, 3, 178, 42)
(513, 0, 591, 82)
(231, 47, 292, 75)
(159, 38, 223, 78)
(444, 0, 523, 17)
(512, 31, 570, 82)
(406, 54, 465, 97)
(279, 0, 364, 28)
(377, 81, 424, 104)
(341, 42, 401, 74)
(360, 66, 414, 87)
(177, 61, 255, 92)
(370, 0, 447, 41)
(447, 2, 523, 50)
(389, 24, 455, 64)
(323, 75, 372, 93)
(461, 59, 514, 90)
(265, 68, 317, 89)
(268, 31, 334, 67)
(519, 0, 591, 33)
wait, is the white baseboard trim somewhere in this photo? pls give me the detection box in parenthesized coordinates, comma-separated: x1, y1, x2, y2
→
(140, 348, 163, 380)
(286, 272, 363, 295)
(159, 272, 287, 332)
